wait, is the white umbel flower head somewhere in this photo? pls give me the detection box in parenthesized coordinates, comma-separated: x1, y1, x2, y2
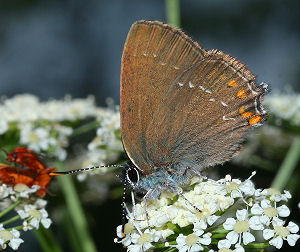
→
(175, 232, 211, 252)
(218, 239, 245, 252)
(0, 225, 24, 250)
(249, 199, 290, 229)
(223, 209, 255, 245)
(263, 217, 300, 249)
(17, 205, 52, 229)
(115, 223, 137, 247)
(127, 229, 160, 252)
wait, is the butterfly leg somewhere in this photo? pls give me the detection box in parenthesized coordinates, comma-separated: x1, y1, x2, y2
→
(143, 189, 154, 228)
(176, 189, 202, 213)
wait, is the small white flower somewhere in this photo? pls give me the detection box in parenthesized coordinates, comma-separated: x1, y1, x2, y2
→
(115, 224, 137, 246)
(13, 184, 39, 199)
(19, 123, 56, 152)
(261, 188, 291, 202)
(0, 225, 24, 250)
(223, 209, 255, 245)
(263, 217, 300, 249)
(127, 229, 159, 252)
(218, 239, 245, 252)
(0, 184, 14, 199)
(193, 219, 207, 236)
(17, 205, 52, 229)
(175, 232, 211, 252)
(249, 199, 290, 229)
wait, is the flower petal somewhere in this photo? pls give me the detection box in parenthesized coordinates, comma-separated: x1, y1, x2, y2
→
(223, 218, 236, 230)
(176, 234, 187, 246)
(269, 236, 283, 249)
(287, 234, 300, 246)
(260, 199, 271, 209)
(277, 205, 290, 217)
(263, 229, 275, 240)
(234, 244, 245, 252)
(127, 244, 142, 252)
(250, 203, 263, 215)
(8, 238, 24, 250)
(218, 239, 231, 249)
(236, 209, 248, 221)
(249, 216, 263, 230)
(191, 244, 203, 252)
(207, 215, 219, 226)
(199, 234, 211, 245)
(287, 221, 299, 233)
(242, 232, 255, 245)
(226, 231, 239, 244)
(259, 215, 270, 226)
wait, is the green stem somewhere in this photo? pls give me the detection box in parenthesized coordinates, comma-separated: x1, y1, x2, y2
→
(0, 199, 22, 218)
(7, 225, 23, 231)
(34, 227, 63, 252)
(244, 242, 270, 248)
(272, 135, 300, 190)
(165, 0, 181, 27)
(1, 215, 20, 226)
(55, 161, 97, 252)
(63, 208, 82, 252)
(71, 120, 99, 138)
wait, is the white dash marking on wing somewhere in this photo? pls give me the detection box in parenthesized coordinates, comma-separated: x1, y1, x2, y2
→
(189, 81, 194, 88)
(221, 101, 228, 107)
(143, 53, 148, 56)
(199, 85, 205, 91)
(161, 62, 166, 66)
(153, 54, 157, 57)
(205, 89, 212, 94)
(209, 98, 215, 102)
(174, 66, 179, 70)
(178, 82, 184, 87)
(223, 115, 235, 121)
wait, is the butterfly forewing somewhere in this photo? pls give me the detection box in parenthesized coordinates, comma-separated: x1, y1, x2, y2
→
(121, 21, 206, 174)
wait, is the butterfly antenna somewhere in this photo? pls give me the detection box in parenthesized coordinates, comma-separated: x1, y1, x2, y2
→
(49, 164, 124, 176)
(121, 167, 128, 237)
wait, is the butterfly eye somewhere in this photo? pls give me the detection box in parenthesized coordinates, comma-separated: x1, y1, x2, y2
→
(126, 167, 140, 186)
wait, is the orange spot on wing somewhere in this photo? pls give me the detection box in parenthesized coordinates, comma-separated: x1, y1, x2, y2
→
(249, 115, 262, 125)
(239, 106, 245, 114)
(242, 112, 254, 118)
(228, 80, 238, 87)
(237, 89, 247, 98)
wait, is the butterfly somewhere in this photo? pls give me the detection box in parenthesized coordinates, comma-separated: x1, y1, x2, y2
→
(50, 20, 268, 233)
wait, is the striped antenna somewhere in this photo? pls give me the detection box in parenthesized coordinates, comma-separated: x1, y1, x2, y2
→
(49, 164, 124, 176)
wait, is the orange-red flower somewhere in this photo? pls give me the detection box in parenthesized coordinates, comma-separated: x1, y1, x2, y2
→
(0, 148, 55, 197)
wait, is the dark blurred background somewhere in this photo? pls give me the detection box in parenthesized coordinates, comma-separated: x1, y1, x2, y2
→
(0, 0, 300, 106)
(0, 0, 299, 251)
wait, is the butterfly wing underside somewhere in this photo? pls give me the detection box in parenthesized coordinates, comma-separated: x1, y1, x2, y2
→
(121, 20, 268, 175)
(121, 20, 206, 174)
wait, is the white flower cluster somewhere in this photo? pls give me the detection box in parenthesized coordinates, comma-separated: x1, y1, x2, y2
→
(79, 108, 123, 180)
(0, 224, 23, 250)
(115, 174, 299, 252)
(0, 183, 52, 250)
(0, 94, 97, 160)
(264, 94, 300, 126)
(16, 200, 52, 231)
